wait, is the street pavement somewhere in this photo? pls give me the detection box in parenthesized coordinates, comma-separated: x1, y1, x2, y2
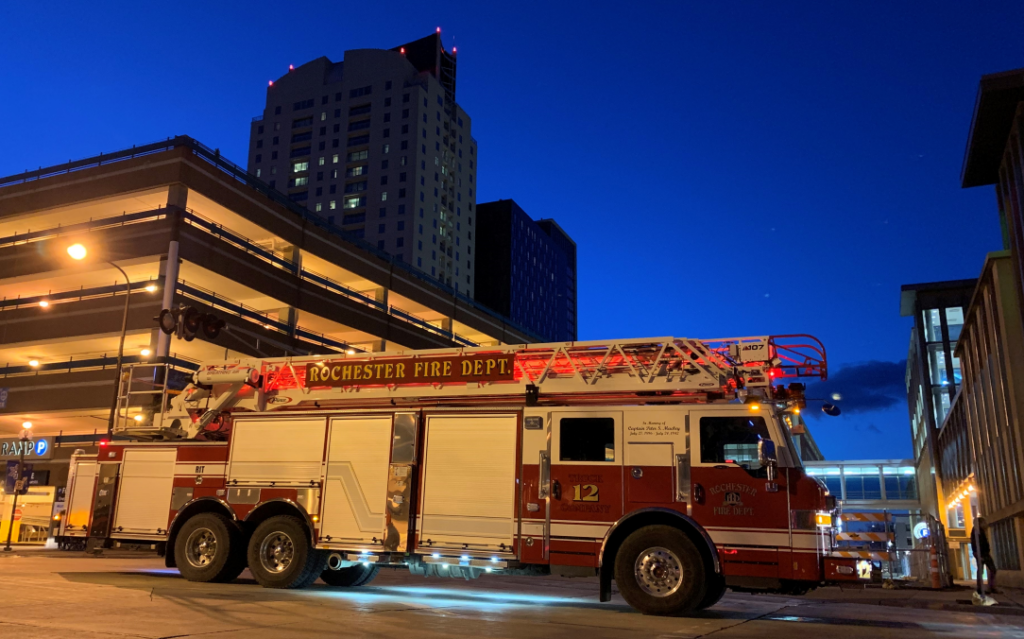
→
(2, 548, 1024, 638)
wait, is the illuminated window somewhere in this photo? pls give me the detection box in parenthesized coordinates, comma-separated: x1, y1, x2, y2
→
(293, 161, 309, 173)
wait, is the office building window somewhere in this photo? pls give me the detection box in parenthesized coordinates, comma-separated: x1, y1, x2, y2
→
(396, 237, 404, 248)
(347, 150, 368, 162)
(329, 200, 336, 210)
(379, 223, 386, 233)
(350, 85, 372, 98)
(381, 191, 388, 201)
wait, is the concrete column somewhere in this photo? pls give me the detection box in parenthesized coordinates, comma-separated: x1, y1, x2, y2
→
(373, 287, 389, 308)
(440, 317, 453, 336)
(371, 339, 387, 352)
(281, 244, 302, 274)
(155, 241, 180, 357)
(166, 184, 189, 210)
(276, 307, 299, 337)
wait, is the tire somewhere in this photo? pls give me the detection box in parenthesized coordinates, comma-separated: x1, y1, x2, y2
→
(697, 573, 727, 610)
(320, 564, 380, 587)
(174, 513, 246, 583)
(247, 515, 326, 589)
(614, 525, 707, 615)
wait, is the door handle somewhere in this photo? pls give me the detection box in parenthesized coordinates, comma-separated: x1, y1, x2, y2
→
(552, 480, 561, 500)
(693, 482, 705, 504)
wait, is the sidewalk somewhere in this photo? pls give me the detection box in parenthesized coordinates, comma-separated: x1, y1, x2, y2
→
(804, 581, 1024, 616)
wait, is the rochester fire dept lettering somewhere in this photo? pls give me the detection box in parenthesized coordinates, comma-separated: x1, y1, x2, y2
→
(306, 353, 515, 387)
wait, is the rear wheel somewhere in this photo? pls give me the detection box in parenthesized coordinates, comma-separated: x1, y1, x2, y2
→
(247, 515, 325, 589)
(321, 564, 380, 587)
(614, 525, 706, 615)
(175, 513, 245, 583)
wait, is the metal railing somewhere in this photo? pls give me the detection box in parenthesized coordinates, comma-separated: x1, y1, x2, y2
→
(0, 209, 167, 251)
(0, 278, 160, 312)
(176, 279, 361, 353)
(0, 135, 543, 341)
(0, 355, 199, 378)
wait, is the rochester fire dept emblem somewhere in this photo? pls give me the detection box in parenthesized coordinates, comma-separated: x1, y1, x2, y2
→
(710, 483, 756, 516)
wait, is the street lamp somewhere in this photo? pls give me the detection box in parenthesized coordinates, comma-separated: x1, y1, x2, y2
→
(3, 421, 32, 551)
(67, 243, 138, 438)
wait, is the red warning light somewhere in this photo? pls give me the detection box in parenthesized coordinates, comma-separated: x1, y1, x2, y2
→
(268, 80, 274, 86)
(400, 47, 405, 54)
(289, 64, 294, 71)
(98, 440, 108, 447)
(436, 27, 441, 33)
(452, 47, 457, 53)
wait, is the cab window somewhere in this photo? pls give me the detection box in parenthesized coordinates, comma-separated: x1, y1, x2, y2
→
(560, 417, 615, 462)
(699, 416, 771, 471)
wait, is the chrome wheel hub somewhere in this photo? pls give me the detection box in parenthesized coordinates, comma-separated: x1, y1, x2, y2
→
(634, 546, 683, 597)
(184, 528, 218, 569)
(259, 531, 295, 574)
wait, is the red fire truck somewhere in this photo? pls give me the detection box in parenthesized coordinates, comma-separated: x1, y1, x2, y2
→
(58, 335, 859, 615)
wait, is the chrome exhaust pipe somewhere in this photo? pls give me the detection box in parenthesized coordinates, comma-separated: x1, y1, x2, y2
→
(327, 552, 344, 570)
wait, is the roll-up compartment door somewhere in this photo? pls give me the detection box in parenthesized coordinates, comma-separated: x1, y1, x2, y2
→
(417, 414, 518, 552)
(319, 416, 393, 544)
(65, 461, 98, 537)
(113, 449, 176, 535)
(229, 418, 327, 485)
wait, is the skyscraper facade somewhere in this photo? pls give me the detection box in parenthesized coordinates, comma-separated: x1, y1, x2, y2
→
(475, 200, 578, 342)
(247, 33, 478, 296)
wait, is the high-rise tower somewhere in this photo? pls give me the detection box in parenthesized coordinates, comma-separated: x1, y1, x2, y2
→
(247, 33, 478, 296)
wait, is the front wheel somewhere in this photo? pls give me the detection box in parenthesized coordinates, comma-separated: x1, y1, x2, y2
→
(614, 525, 707, 615)
(321, 563, 380, 587)
(247, 516, 325, 589)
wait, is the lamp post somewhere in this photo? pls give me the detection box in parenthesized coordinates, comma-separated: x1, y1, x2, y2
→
(67, 244, 132, 438)
(3, 422, 32, 552)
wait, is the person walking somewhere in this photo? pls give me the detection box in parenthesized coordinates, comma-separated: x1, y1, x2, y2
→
(971, 517, 998, 595)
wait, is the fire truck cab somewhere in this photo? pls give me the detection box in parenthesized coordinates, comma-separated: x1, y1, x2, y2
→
(59, 335, 853, 615)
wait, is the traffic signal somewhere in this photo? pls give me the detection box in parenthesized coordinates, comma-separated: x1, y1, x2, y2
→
(155, 305, 225, 341)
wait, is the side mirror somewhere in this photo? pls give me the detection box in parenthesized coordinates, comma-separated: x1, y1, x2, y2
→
(759, 439, 778, 481)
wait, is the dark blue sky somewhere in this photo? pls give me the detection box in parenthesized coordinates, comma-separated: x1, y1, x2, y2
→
(3, 1, 1022, 459)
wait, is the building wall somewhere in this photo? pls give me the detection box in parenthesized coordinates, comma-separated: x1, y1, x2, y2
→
(937, 253, 1024, 586)
(247, 34, 478, 297)
(535, 219, 578, 342)
(995, 105, 1024, 339)
(475, 200, 577, 342)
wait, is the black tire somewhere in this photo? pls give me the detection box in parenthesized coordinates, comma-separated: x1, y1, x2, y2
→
(614, 525, 707, 615)
(247, 515, 326, 589)
(697, 573, 727, 610)
(174, 513, 246, 583)
(320, 564, 380, 587)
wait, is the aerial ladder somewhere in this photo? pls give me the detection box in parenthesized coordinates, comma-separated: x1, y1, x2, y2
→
(112, 335, 827, 440)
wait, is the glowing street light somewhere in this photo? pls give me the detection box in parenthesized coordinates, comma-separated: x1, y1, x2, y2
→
(67, 243, 87, 260)
(39, 300, 49, 308)
(28, 360, 39, 368)
(21, 421, 32, 430)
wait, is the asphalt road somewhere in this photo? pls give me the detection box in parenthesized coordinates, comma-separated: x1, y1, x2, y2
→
(2, 551, 1023, 638)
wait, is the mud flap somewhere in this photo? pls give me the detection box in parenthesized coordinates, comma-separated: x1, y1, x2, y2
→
(599, 563, 612, 602)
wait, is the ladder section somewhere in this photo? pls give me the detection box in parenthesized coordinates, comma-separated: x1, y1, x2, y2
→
(207, 335, 823, 400)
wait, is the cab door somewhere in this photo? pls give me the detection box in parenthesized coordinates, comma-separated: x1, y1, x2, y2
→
(547, 410, 623, 567)
(689, 409, 790, 580)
